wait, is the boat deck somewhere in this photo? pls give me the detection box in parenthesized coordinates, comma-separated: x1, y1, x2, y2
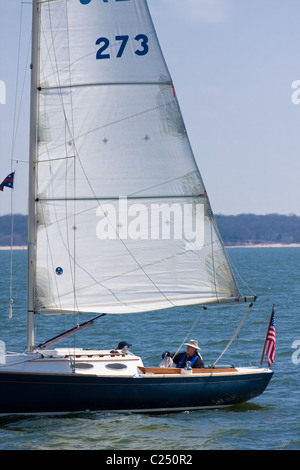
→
(137, 366, 272, 377)
(139, 366, 237, 374)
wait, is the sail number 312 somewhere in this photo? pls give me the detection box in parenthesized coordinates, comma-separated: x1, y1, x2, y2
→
(96, 34, 149, 59)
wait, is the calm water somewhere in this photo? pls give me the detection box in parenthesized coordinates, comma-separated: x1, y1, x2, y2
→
(0, 247, 299, 450)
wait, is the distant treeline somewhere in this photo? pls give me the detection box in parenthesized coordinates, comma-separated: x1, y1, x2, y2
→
(215, 214, 300, 245)
(0, 214, 27, 246)
(0, 213, 300, 246)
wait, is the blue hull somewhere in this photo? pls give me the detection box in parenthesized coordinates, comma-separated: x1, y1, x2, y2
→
(0, 370, 273, 414)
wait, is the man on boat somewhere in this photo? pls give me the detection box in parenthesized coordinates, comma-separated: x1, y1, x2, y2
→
(163, 339, 205, 369)
(110, 341, 132, 354)
(116, 341, 131, 351)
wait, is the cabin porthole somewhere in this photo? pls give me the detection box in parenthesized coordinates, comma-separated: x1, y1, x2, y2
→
(105, 363, 127, 370)
(74, 363, 94, 369)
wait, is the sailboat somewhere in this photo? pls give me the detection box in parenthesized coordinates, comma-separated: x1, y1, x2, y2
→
(0, 0, 273, 414)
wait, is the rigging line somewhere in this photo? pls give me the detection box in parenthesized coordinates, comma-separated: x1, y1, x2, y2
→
(9, 169, 16, 319)
(11, 5, 32, 157)
(211, 214, 242, 297)
(229, 256, 257, 297)
(12, 40, 31, 156)
(8, 159, 22, 320)
(210, 215, 219, 303)
(11, 3, 23, 156)
(212, 302, 254, 367)
(172, 307, 206, 360)
(7, 5, 29, 321)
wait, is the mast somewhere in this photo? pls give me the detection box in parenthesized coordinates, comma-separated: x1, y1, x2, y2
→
(27, 0, 39, 351)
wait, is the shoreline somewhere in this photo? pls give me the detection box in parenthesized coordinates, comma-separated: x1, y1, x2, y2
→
(0, 246, 27, 250)
(0, 243, 300, 251)
(226, 243, 300, 248)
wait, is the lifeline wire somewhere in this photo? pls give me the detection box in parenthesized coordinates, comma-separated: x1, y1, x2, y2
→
(212, 302, 253, 367)
(173, 306, 206, 359)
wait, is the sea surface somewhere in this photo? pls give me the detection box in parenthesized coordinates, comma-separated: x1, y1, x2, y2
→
(0, 247, 299, 451)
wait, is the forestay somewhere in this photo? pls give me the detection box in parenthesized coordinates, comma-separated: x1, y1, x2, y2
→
(34, 0, 240, 315)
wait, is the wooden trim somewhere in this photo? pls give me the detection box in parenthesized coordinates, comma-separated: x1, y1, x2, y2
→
(27, 353, 140, 363)
(138, 366, 238, 375)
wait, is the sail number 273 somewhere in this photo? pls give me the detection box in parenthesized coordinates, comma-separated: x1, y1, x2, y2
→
(96, 34, 149, 59)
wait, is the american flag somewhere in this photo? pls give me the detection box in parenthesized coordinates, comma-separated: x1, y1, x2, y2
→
(0, 172, 15, 191)
(265, 308, 276, 366)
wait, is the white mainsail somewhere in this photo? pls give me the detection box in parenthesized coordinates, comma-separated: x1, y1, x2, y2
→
(32, 0, 240, 316)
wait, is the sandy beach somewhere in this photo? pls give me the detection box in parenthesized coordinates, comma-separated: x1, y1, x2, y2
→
(0, 246, 27, 250)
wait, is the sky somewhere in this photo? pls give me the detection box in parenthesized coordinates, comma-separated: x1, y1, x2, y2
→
(0, 0, 300, 217)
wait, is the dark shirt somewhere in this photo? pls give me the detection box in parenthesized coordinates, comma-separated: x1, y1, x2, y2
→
(172, 352, 205, 369)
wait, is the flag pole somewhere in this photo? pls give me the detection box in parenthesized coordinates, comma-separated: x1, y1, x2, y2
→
(260, 303, 275, 366)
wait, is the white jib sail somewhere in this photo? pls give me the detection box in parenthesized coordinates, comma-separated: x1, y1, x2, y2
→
(34, 0, 240, 315)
